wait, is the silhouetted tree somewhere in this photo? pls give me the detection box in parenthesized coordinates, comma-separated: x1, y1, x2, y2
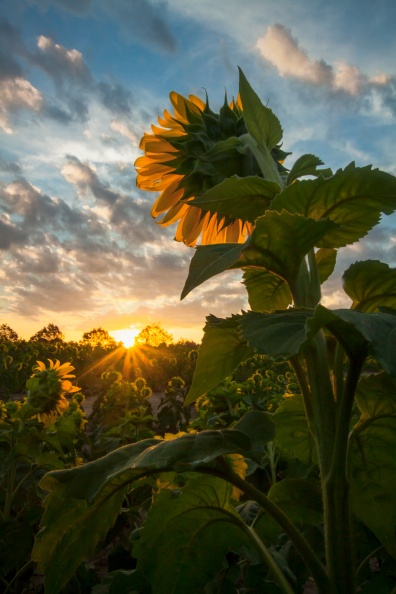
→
(135, 323, 173, 347)
(81, 327, 117, 348)
(0, 323, 19, 342)
(30, 323, 64, 343)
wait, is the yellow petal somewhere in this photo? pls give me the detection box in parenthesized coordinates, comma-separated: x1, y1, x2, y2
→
(157, 202, 188, 226)
(151, 184, 184, 217)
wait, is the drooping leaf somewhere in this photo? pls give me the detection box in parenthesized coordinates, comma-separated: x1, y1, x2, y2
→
(287, 154, 331, 185)
(315, 248, 337, 284)
(185, 314, 254, 404)
(273, 396, 318, 465)
(181, 242, 245, 300)
(33, 431, 255, 593)
(185, 175, 279, 223)
(134, 475, 254, 594)
(238, 67, 283, 150)
(239, 309, 314, 361)
(350, 373, 396, 558)
(237, 211, 337, 295)
(272, 163, 396, 248)
(243, 268, 292, 312)
(342, 260, 396, 312)
(307, 305, 396, 376)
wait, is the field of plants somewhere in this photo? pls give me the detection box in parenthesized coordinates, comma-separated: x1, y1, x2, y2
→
(2, 68, 396, 594)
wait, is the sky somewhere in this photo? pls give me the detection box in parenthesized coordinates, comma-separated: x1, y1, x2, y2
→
(1, 0, 396, 343)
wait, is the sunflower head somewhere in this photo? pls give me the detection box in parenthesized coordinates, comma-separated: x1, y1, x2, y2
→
(135, 91, 287, 246)
(26, 358, 80, 419)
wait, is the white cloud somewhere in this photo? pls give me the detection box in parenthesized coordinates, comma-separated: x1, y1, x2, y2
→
(0, 77, 43, 133)
(110, 120, 139, 145)
(256, 24, 392, 96)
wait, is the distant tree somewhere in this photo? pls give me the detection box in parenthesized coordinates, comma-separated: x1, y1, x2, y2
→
(81, 327, 117, 348)
(135, 323, 173, 347)
(0, 323, 19, 342)
(30, 323, 64, 343)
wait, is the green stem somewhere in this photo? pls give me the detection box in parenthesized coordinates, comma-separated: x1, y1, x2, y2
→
(289, 356, 313, 425)
(199, 462, 334, 593)
(324, 356, 365, 593)
(248, 525, 295, 594)
(333, 343, 345, 403)
(239, 133, 284, 188)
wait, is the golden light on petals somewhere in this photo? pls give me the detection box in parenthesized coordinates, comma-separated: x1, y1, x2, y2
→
(135, 90, 260, 246)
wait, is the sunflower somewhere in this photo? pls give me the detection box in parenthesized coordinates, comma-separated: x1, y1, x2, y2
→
(135, 91, 285, 246)
(26, 359, 80, 421)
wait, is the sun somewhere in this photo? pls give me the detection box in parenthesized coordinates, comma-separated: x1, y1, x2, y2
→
(109, 327, 140, 349)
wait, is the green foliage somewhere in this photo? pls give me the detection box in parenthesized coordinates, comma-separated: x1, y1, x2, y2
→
(30, 323, 65, 343)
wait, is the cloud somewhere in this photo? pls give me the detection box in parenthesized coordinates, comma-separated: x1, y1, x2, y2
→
(256, 24, 393, 96)
(110, 120, 139, 145)
(61, 156, 121, 204)
(0, 77, 43, 133)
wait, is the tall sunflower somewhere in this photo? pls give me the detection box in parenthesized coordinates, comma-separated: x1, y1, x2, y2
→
(135, 91, 286, 246)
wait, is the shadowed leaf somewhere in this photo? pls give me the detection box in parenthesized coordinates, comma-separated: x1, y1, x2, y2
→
(342, 260, 396, 312)
(185, 314, 254, 404)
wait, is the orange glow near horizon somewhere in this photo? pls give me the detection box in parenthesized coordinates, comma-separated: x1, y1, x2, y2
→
(109, 327, 140, 348)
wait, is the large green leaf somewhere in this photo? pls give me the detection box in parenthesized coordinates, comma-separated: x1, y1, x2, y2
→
(286, 154, 331, 185)
(33, 431, 256, 593)
(342, 260, 396, 312)
(237, 211, 337, 294)
(243, 268, 292, 312)
(272, 163, 396, 248)
(134, 475, 254, 594)
(238, 67, 283, 151)
(273, 396, 318, 465)
(185, 175, 279, 223)
(239, 309, 313, 360)
(315, 248, 337, 284)
(181, 242, 245, 300)
(185, 314, 254, 405)
(350, 373, 396, 557)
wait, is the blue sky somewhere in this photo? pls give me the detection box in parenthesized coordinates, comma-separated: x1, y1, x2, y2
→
(1, 0, 396, 342)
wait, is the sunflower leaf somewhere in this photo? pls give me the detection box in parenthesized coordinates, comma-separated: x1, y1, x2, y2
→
(287, 154, 331, 185)
(350, 373, 396, 557)
(238, 67, 283, 150)
(236, 211, 338, 294)
(33, 431, 255, 593)
(315, 248, 337, 284)
(185, 175, 279, 223)
(243, 268, 292, 311)
(185, 314, 254, 405)
(342, 260, 396, 312)
(181, 242, 246, 300)
(272, 163, 396, 248)
(134, 475, 254, 594)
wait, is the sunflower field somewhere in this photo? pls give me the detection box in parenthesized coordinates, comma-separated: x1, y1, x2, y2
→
(3, 68, 396, 593)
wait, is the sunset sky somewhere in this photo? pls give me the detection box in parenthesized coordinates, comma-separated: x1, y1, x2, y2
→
(1, 0, 396, 343)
